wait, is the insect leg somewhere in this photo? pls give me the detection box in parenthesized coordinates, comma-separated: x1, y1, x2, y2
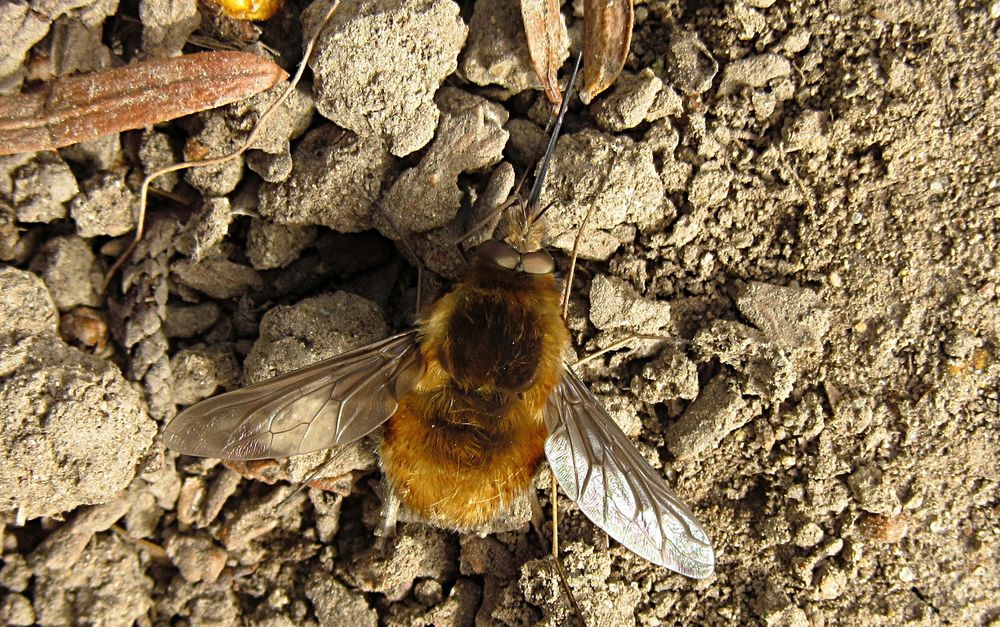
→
(373, 487, 401, 552)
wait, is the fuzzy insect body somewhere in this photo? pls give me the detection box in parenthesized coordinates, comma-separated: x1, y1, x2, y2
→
(380, 260, 569, 530)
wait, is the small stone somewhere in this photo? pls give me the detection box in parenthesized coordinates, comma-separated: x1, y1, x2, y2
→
(0, 3, 49, 92)
(694, 320, 796, 404)
(0, 592, 34, 626)
(667, 30, 718, 95)
(171, 348, 238, 406)
(307, 0, 468, 157)
(0, 553, 30, 592)
(247, 220, 317, 270)
(30, 236, 102, 310)
(183, 113, 245, 196)
(172, 256, 264, 299)
(736, 282, 831, 354)
(666, 374, 755, 460)
(631, 346, 699, 403)
(593, 69, 664, 132)
(848, 464, 901, 515)
(815, 565, 847, 600)
(461, 0, 564, 95)
(0, 267, 58, 336)
(794, 522, 824, 548)
(538, 129, 664, 259)
(165, 533, 228, 584)
(258, 125, 394, 232)
(163, 302, 222, 338)
(125, 491, 161, 539)
(173, 197, 233, 262)
(348, 526, 456, 598)
(243, 292, 386, 385)
(69, 172, 136, 238)
(688, 161, 733, 208)
(11, 153, 78, 223)
(646, 84, 684, 121)
(382, 88, 509, 234)
(0, 333, 154, 520)
(588, 274, 672, 333)
(719, 53, 792, 96)
(29, 497, 133, 573)
(139, 0, 201, 57)
(305, 572, 377, 627)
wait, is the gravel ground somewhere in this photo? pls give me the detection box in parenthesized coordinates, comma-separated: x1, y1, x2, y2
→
(1, 0, 998, 625)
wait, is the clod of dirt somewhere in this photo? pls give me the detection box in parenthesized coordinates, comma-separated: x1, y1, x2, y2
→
(588, 274, 671, 333)
(460, 0, 566, 95)
(28, 497, 132, 573)
(688, 160, 734, 208)
(736, 281, 831, 356)
(139, 0, 200, 58)
(0, 592, 34, 626)
(183, 113, 246, 196)
(847, 463, 902, 515)
(592, 68, 664, 132)
(171, 346, 239, 406)
(666, 30, 718, 95)
(0, 267, 57, 336)
(305, 572, 378, 627)
(782, 109, 830, 153)
(258, 125, 394, 231)
(346, 525, 457, 599)
(163, 302, 221, 338)
(0, 333, 154, 521)
(0, 3, 49, 92)
(307, 0, 468, 157)
(230, 80, 316, 183)
(9, 153, 78, 223)
(31, 535, 153, 627)
(694, 320, 796, 404)
(631, 345, 700, 403)
(666, 374, 759, 461)
(382, 88, 509, 234)
(243, 291, 388, 383)
(69, 171, 136, 238)
(718, 52, 793, 96)
(540, 128, 665, 258)
(164, 532, 228, 583)
(30, 235, 102, 310)
(174, 197, 233, 262)
(173, 256, 264, 299)
(247, 220, 317, 270)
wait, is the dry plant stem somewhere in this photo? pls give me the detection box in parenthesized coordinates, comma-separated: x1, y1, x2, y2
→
(102, 0, 343, 292)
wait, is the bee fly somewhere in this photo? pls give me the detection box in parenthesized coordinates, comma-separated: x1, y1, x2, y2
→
(163, 55, 715, 581)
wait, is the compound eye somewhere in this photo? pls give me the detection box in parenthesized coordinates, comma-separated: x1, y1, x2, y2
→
(521, 250, 554, 275)
(478, 239, 520, 270)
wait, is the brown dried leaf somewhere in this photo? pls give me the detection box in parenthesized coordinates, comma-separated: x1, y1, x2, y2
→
(581, 0, 634, 104)
(521, 0, 566, 107)
(0, 51, 287, 156)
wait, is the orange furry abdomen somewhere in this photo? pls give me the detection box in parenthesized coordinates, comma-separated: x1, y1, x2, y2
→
(379, 261, 569, 530)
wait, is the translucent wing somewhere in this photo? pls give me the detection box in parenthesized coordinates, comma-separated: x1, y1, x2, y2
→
(163, 331, 423, 460)
(543, 367, 715, 578)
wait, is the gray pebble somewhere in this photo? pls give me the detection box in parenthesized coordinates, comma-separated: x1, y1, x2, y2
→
(588, 274, 672, 333)
(164, 302, 221, 338)
(631, 346, 700, 403)
(30, 235, 102, 310)
(0, 267, 58, 336)
(592, 69, 664, 132)
(736, 281, 831, 354)
(666, 374, 755, 460)
(308, 0, 468, 157)
(258, 125, 393, 232)
(10, 153, 78, 223)
(69, 171, 136, 238)
(305, 572, 378, 627)
(0, 333, 154, 520)
(667, 30, 718, 95)
(172, 256, 264, 299)
(247, 220, 317, 270)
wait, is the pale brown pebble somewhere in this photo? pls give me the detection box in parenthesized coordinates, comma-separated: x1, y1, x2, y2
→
(0, 592, 35, 626)
(848, 464, 902, 515)
(217, 487, 307, 550)
(198, 467, 243, 528)
(176, 476, 207, 528)
(69, 171, 136, 237)
(125, 491, 161, 539)
(718, 52, 792, 96)
(0, 553, 30, 592)
(592, 69, 664, 132)
(666, 30, 718, 95)
(666, 374, 757, 461)
(588, 274, 672, 333)
(165, 533, 228, 584)
(10, 153, 78, 223)
(693, 320, 796, 404)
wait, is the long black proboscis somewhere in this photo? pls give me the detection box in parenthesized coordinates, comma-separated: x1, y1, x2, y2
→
(526, 51, 584, 221)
